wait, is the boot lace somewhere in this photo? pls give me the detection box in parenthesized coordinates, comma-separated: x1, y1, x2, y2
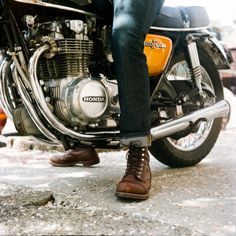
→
(125, 147, 147, 179)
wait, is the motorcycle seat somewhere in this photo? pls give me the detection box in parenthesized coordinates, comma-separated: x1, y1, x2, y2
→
(152, 6, 210, 29)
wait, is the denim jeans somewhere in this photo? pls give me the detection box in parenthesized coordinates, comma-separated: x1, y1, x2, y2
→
(87, 0, 163, 146)
(111, 0, 162, 147)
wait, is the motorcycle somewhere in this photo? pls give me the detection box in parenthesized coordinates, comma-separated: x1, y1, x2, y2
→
(0, 0, 231, 167)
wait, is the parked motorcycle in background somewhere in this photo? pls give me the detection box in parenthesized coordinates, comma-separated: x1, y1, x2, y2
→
(0, 0, 231, 167)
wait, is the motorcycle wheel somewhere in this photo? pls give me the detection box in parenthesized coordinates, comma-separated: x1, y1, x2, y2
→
(149, 50, 224, 167)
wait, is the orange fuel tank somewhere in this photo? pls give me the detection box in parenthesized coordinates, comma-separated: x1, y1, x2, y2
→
(144, 34, 172, 76)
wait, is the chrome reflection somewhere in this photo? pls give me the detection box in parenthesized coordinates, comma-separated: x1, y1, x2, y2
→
(151, 100, 230, 142)
(0, 59, 14, 120)
(12, 59, 60, 144)
(13, 0, 97, 17)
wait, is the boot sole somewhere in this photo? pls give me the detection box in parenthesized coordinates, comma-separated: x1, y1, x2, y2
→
(115, 191, 149, 200)
(49, 159, 100, 167)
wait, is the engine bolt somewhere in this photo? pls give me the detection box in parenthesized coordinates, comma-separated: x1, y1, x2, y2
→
(39, 80, 45, 85)
(69, 142, 74, 147)
(43, 86, 49, 92)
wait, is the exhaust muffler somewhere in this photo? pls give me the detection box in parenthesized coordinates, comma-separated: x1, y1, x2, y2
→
(151, 100, 230, 141)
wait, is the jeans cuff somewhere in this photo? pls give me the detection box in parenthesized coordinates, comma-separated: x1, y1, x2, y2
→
(120, 135, 151, 147)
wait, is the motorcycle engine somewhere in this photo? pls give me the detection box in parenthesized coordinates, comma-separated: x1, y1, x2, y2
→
(26, 17, 119, 129)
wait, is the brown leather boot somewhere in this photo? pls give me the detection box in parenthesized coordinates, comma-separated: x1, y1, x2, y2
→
(49, 148, 99, 167)
(115, 147, 151, 200)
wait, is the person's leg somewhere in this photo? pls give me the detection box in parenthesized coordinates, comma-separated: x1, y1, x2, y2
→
(112, 0, 162, 199)
(82, 0, 113, 19)
(112, 0, 161, 147)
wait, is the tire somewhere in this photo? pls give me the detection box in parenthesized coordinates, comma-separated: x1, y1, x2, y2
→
(149, 49, 224, 167)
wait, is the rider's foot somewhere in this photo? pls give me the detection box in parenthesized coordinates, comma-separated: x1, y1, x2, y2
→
(115, 147, 151, 200)
(49, 148, 100, 167)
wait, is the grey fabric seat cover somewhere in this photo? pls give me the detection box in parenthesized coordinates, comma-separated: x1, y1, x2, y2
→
(152, 6, 210, 28)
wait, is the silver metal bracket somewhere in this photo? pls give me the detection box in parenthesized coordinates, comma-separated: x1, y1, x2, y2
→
(187, 41, 203, 96)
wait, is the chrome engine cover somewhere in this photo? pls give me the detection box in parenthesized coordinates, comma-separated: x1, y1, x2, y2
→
(65, 78, 108, 121)
(53, 76, 120, 127)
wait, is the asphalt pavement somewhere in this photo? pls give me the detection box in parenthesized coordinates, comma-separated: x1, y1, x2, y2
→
(0, 92, 236, 235)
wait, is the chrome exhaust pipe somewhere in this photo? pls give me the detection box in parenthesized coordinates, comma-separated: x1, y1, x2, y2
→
(151, 100, 230, 141)
(0, 59, 13, 120)
(12, 65, 61, 144)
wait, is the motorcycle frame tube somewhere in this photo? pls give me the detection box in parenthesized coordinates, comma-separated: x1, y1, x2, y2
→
(12, 65, 60, 144)
(29, 44, 119, 141)
(13, 0, 97, 17)
(150, 26, 209, 32)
